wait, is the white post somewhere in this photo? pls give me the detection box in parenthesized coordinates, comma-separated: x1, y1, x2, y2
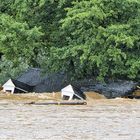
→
(11, 88, 15, 94)
(69, 94, 73, 100)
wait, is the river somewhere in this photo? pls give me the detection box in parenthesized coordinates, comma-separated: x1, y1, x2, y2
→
(0, 99, 139, 140)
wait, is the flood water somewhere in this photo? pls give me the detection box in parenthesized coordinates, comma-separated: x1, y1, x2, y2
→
(0, 99, 139, 140)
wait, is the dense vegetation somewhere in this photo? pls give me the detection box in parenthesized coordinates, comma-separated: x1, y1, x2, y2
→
(0, 0, 140, 84)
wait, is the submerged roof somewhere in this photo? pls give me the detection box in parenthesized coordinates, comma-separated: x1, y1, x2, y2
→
(62, 84, 86, 100)
(12, 79, 33, 92)
(17, 68, 42, 86)
(16, 68, 68, 92)
(71, 84, 86, 100)
(3, 79, 33, 93)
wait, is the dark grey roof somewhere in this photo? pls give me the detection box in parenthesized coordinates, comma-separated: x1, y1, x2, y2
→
(80, 80, 138, 98)
(11, 79, 33, 92)
(34, 72, 68, 93)
(71, 85, 86, 100)
(17, 68, 42, 86)
(17, 68, 68, 93)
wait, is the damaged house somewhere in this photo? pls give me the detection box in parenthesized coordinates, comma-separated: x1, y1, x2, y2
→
(61, 84, 86, 100)
(2, 79, 33, 94)
(2, 68, 138, 98)
(2, 68, 68, 94)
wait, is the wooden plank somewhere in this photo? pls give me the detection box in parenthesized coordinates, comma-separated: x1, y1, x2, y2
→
(27, 101, 87, 105)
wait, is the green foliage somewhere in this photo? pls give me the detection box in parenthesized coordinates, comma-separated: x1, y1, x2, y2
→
(0, 57, 29, 84)
(46, 0, 140, 81)
(0, 0, 140, 84)
(0, 14, 43, 66)
(0, 0, 44, 83)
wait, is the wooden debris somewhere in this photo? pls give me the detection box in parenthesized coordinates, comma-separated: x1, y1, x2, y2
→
(27, 101, 87, 105)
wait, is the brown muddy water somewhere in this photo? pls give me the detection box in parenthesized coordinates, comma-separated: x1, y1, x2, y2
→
(0, 98, 139, 140)
(0, 92, 139, 140)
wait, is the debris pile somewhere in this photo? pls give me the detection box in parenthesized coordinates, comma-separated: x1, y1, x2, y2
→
(1, 68, 139, 99)
(80, 80, 138, 98)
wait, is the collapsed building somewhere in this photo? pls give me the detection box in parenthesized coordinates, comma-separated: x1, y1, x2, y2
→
(16, 68, 68, 93)
(3, 79, 33, 94)
(2, 68, 139, 98)
(61, 84, 86, 100)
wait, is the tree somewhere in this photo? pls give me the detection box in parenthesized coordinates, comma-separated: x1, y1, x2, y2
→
(46, 0, 140, 81)
(0, 0, 73, 66)
(0, 0, 73, 83)
(0, 14, 43, 66)
(0, 0, 44, 83)
(0, 0, 139, 84)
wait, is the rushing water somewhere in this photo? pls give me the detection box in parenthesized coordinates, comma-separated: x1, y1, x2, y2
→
(0, 99, 139, 140)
